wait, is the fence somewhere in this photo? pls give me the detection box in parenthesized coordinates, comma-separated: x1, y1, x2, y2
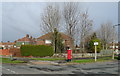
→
(53, 50, 114, 58)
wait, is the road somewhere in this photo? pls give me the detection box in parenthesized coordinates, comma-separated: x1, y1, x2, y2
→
(1, 60, 119, 74)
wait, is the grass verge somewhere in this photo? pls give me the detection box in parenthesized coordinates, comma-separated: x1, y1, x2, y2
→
(30, 58, 65, 61)
(0, 58, 25, 64)
(71, 56, 118, 63)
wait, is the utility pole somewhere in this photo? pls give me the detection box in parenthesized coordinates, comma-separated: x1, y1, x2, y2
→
(112, 42, 115, 59)
(112, 24, 120, 59)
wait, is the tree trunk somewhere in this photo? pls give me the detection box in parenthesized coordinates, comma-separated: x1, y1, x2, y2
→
(103, 44, 104, 50)
(82, 43, 85, 57)
(106, 44, 108, 50)
(112, 50, 114, 59)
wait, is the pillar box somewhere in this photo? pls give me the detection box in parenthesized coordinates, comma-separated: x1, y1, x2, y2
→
(67, 47, 72, 62)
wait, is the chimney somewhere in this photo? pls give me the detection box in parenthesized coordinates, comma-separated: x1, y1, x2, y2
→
(30, 36, 33, 39)
(26, 34, 29, 38)
(8, 41, 10, 43)
(14, 40, 17, 43)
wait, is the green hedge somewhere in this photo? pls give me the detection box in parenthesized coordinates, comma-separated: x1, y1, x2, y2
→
(20, 45, 54, 57)
(89, 39, 102, 53)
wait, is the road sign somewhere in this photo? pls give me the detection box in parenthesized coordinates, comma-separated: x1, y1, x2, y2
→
(94, 42, 98, 62)
(94, 42, 98, 45)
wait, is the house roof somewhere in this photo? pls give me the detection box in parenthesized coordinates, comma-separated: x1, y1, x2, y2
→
(17, 37, 32, 42)
(0, 42, 15, 45)
(16, 34, 34, 42)
(0, 42, 2, 45)
(37, 32, 72, 40)
(109, 42, 119, 46)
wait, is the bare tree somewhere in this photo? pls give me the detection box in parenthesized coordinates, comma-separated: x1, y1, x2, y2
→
(97, 21, 117, 50)
(63, 2, 80, 48)
(41, 4, 61, 34)
(79, 10, 93, 54)
(41, 4, 62, 53)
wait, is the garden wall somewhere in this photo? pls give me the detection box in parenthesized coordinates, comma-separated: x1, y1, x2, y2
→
(0, 48, 21, 57)
(0, 49, 10, 56)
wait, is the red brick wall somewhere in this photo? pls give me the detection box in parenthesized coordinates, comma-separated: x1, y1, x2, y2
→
(36, 40, 45, 45)
(9, 48, 21, 57)
(65, 40, 72, 47)
(0, 49, 10, 56)
(0, 48, 21, 57)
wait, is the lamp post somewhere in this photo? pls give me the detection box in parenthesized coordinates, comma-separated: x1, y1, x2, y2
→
(112, 24, 120, 59)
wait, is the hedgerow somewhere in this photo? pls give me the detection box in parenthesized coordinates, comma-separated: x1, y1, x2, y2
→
(20, 45, 54, 57)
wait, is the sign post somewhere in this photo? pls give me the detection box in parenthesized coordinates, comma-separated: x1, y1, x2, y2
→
(94, 42, 98, 62)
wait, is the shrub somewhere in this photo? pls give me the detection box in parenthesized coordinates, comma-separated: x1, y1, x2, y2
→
(87, 39, 102, 53)
(20, 45, 54, 57)
(85, 33, 102, 53)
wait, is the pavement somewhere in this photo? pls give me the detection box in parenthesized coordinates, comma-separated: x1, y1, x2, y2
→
(1, 60, 119, 74)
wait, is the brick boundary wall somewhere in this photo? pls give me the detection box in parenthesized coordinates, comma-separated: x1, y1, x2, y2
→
(0, 49, 10, 56)
(9, 48, 21, 57)
(0, 48, 21, 57)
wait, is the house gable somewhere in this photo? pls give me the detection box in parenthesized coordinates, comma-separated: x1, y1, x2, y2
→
(15, 34, 36, 46)
(36, 32, 73, 48)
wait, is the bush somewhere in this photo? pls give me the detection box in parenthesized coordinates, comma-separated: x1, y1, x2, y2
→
(20, 45, 54, 57)
(87, 39, 102, 53)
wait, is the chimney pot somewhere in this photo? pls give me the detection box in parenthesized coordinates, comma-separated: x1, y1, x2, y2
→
(30, 36, 32, 39)
(26, 34, 29, 38)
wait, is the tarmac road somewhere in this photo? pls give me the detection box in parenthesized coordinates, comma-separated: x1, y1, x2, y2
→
(1, 60, 119, 74)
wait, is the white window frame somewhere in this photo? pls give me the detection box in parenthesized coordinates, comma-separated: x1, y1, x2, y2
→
(45, 40, 52, 44)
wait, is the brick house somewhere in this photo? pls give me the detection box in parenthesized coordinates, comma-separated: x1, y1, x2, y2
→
(15, 34, 36, 47)
(109, 42, 119, 54)
(109, 42, 118, 49)
(0, 41, 15, 49)
(118, 42, 120, 50)
(0, 41, 18, 56)
(36, 32, 73, 49)
(0, 42, 2, 49)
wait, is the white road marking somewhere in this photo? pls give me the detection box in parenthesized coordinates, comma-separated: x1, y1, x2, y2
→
(80, 69, 87, 74)
(1, 66, 18, 74)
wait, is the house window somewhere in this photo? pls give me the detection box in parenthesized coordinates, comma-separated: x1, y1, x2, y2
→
(45, 40, 52, 44)
(116, 46, 118, 48)
(22, 42, 25, 45)
(14, 45, 16, 48)
(8, 45, 11, 47)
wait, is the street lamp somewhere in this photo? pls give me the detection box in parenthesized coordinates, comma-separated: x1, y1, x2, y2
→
(112, 24, 120, 59)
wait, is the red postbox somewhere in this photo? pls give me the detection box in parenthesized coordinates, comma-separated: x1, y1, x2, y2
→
(67, 47, 72, 62)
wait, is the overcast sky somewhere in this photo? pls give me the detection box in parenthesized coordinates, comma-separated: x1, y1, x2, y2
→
(1, 2, 118, 42)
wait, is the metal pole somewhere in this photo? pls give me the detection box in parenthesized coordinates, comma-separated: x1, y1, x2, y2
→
(95, 45, 97, 61)
(112, 25, 116, 59)
(112, 42, 115, 59)
(111, 24, 119, 59)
